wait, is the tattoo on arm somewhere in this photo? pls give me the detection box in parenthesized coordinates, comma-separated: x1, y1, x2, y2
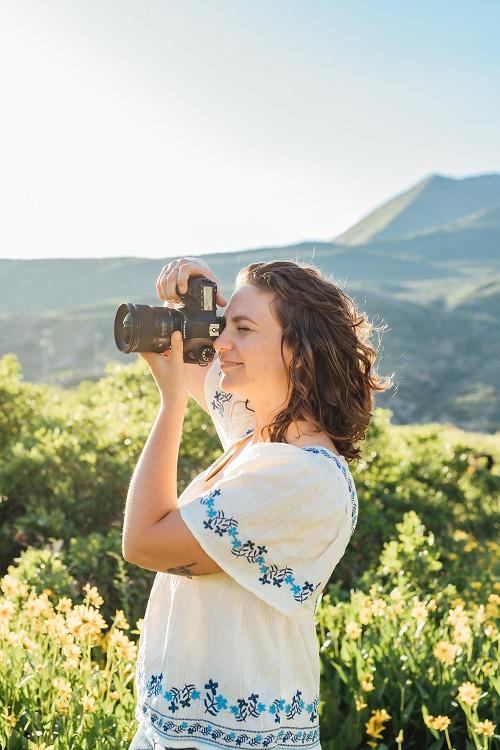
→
(165, 562, 201, 578)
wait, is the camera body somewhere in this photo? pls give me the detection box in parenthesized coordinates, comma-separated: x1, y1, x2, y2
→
(114, 278, 226, 364)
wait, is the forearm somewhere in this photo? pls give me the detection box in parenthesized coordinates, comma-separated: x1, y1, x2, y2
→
(122, 399, 186, 558)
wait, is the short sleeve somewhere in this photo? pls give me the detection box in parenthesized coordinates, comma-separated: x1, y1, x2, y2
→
(179, 445, 353, 617)
(204, 357, 255, 450)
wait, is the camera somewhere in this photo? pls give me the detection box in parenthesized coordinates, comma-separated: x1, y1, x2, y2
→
(114, 278, 226, 364)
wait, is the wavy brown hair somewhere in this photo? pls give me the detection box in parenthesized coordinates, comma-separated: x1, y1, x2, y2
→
(236, 261, 391, 462)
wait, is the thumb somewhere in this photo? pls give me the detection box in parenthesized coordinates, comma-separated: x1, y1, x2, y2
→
(170, 330, 184, 358)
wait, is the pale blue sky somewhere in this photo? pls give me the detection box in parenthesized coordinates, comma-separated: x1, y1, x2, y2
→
(1, 0, 499, 259)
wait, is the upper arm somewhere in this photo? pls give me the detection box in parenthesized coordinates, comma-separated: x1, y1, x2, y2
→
(122, 509, 223, 576)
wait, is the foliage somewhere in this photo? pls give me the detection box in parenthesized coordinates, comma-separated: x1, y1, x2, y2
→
(0, 578, 138, 749)
(0, 356, 221, 574)
(317, 512, 500, 749)
(1, 355, 500, 748)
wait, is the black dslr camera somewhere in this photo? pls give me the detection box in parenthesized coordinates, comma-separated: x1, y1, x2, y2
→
(114, 278, 226, 364)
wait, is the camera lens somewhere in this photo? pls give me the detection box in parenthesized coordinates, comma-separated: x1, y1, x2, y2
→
(122, 313, 133, 345)
(114, 303, 178, 353)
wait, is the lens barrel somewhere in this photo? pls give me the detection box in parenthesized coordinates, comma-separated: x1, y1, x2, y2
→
(114, 303, 177, 354)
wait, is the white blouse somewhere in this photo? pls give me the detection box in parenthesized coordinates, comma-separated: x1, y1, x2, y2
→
(135, 359, 358, 750)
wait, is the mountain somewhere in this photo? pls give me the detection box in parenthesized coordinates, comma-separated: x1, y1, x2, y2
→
(1, 173, 499, 432)
(334, 173, 500, 245)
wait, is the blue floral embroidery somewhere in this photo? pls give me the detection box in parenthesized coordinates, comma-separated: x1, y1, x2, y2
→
(302, 447, 358, 536)
(211, 389, 233, 417)
(197, 489, 320, 604)
(164, 683, 201, 712)
(145, 672, 163, 698)
(141, 681, 320, 749)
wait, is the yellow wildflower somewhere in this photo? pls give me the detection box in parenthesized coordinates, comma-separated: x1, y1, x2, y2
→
(411, 601, 428, 626)
(371, 599, 387, 617)
(434, 641, 460, 664)
(135, 618, 144, 633)
(1, 575, 28, 599)
(24, 592, 53, 619)
(355, 699, 368, 711)
(53, 677, 72, 697)
(0, 598, 16, 623)
(365, 708, 391, 739)
(56, 597, 73, 614)
(30, 743, 55, 750)
(452, 623, 471, 644)
(82, 694, 97, 713)
(361, 674, 376, 692)
(114, 609, 130, 630)
(109, 690, 120, 701)
(486, 594, 500, 619)
(346, 621, 362, 639)
(428, 715, 451, 731)
(447, 604, 469, 628)
(475, 605, 486, 624)
(109, 629, 138, 661)
(470, 581, 482, 590)
(359, 600, 373, 625)
(458, 681, 481, 707)
(63, 641, 82, 668)
(66, 604, 107, 639)
(453, 530, 467, 541)
(83, 583, 104, 608)
(474, 720, 495, 736)
(1, 707, 16, 727)
(481, 662, 492, 677)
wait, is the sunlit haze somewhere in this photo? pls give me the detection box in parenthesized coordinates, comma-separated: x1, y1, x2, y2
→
(1, 0, 499, 259)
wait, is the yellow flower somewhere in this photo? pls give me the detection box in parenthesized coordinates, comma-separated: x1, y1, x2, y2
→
(365, 709, 391, 739)
(346, 621, 362, 639)
(83, 583, 104, 608)
(29, 743, 55, 750)
(359, 602, 373, 625)
(1, 707, 17, 727)
(474, 720, 495, 736)
(426, 715, 451, 731)
(447, 604, 469, 628)
(135, 618, 144, 633)
(109, 629, 138, 661)
(23, 592, 53, 619)
(458, 681, 481, 707)
(361, 674, 376, 692)
(434, 641, 460, 664)
(0, 598, 16, 624)
(470, 581, 482, 590)
(109, 690, 120, 701)
(486, 594, 500, 619)
(355, 699, 368, 711)
(53, 677, 72, 697)
(114, 609, 130, 630)
(411, 601, 428, 626)
(481, 662, 492, 677)
(82, 694, 97, 713)
(452, 623, 471, 644)
(1, 575, 28, 599)
(371, 599, 387, 617)
(66, 604, 107, 639)
(453, 530, 467, 541)
(56, 597, 73, 614)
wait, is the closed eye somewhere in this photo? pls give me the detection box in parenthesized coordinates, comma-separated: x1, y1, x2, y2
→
(236, 326, 251, 332)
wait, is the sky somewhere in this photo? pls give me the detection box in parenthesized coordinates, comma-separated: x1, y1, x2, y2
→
(1, 0, 499, 260)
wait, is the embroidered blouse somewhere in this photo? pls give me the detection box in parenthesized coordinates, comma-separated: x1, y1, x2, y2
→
(135, 358, 358, 750)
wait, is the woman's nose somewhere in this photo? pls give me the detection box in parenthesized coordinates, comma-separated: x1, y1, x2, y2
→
(214, 326, 231, 352)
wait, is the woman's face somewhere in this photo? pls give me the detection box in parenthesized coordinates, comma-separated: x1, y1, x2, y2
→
(214, 284, 292, 406)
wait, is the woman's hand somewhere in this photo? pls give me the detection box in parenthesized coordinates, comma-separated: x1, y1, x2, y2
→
(156, 257, 227, 307)
(140, 331, 188, 408)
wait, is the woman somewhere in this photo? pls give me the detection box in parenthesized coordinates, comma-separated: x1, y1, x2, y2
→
(123, 257, 388, 750)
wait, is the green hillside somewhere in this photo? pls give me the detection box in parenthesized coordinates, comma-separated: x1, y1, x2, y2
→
(334, 173, 500, 245)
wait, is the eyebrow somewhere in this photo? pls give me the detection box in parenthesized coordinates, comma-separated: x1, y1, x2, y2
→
(230, 314, 258, 326)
